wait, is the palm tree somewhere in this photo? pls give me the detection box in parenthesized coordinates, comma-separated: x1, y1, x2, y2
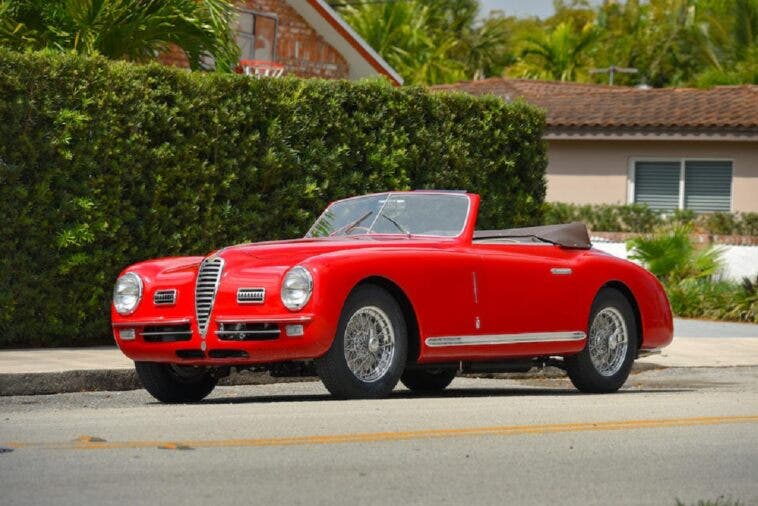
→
(0, 0, 239, 71)
(338, 0, 466, 85)
(510, 21, 599, 81)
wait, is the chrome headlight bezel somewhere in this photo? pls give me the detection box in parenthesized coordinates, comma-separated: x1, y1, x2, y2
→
(113, 272, 143, 315)
(280, 266, 313, 311)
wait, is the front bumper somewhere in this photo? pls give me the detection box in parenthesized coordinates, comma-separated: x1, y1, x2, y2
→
(113, 313, 332, 366)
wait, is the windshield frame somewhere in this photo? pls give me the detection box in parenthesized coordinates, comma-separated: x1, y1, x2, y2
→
(305, 191, 473, 239)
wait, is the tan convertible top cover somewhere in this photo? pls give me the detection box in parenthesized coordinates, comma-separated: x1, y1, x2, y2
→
(473, 222, 592, 249)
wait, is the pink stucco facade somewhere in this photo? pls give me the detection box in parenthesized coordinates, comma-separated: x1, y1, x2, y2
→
(545, 138, 758, 213)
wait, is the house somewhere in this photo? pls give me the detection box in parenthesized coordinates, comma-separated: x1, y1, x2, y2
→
(435, 79, 758, 213)
(161, 0, 402, 85)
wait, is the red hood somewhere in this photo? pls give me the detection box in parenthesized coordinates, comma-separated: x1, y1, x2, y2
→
(218, 236, 458, 266)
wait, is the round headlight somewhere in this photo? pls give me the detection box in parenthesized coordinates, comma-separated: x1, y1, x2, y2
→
(113, 272, 143, 315)
(281, 266, 313, 311)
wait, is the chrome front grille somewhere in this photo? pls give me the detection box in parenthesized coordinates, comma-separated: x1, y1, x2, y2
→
(195, 257, 224, 337)
(153, 289, 177, 306)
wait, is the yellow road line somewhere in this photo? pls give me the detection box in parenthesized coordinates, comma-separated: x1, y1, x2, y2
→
(5, 415, 757, 451)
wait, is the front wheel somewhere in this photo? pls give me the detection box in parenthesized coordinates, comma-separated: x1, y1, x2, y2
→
(315, 285, 407, 399)
(565, 288, 637, 393)
(135, 362, 217, 403)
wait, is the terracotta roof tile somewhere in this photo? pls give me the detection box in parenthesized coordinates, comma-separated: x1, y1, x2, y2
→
(433, 78, 758, 131)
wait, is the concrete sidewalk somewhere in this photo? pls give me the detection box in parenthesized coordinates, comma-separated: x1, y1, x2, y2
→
(1, 318, 757, 395)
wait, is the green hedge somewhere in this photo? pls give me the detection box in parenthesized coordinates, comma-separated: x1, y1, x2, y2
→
(544, 202, 758, 235)
(0, 50, 546, 347)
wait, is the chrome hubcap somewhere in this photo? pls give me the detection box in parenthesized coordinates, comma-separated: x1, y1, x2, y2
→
(589, 307, 628, 377)
(344, 306, 395, 382)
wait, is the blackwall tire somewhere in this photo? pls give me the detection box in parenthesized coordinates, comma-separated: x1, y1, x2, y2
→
(134, 361, 217, 403)
(315, 285, 407, 399)
(401, 369, 456, 393)
(566, 288, 637, 393)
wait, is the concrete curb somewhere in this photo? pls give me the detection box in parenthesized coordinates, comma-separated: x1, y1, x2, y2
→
(0, 362, 667, 397)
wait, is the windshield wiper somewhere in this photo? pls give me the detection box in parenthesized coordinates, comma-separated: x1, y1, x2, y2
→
(380, 214, 410, 236)
(330, 211, 373, 236)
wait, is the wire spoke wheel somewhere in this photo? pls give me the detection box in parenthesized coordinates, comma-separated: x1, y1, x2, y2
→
(343, 306, 396, 382)
(588, 307, 629, 377)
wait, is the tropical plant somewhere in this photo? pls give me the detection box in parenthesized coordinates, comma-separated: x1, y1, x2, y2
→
(337, 0, 516, 84)
(337, 0, 466, 85)
(667, 277, 757, 322)
(627, 225, 723, 283)
(509, 20, 599, 81)
(0, 0, 239, 70)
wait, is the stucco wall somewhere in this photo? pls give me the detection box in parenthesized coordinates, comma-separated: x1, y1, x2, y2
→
(545, 139, 758, 212)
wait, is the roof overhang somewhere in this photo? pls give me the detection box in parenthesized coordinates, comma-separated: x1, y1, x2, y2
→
(545, 127, 758, 142)
(286, 0, 403, 85)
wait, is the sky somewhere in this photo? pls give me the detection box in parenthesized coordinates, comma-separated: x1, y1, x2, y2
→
(478, 0, 558, 18)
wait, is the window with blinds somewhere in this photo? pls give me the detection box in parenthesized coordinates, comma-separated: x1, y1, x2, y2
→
(633, 160, 732, 212)
(684, 161, 732, 212)
(634, 162, 681, 211)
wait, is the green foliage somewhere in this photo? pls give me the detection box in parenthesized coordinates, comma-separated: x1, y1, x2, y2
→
(701, 212, 739, 235)
(0, 0, 239, 71)
(0, 49, 547, 347)
(510, 20, 600, 81)
(336, 0, 758, 87)
(666, 278, 756, 322)
(543, 202, 660, 232)
(627, 226, 756, 323)
(543, 202, 758, 235)
(627, 225, 723, 283)
(337, 0, 513, 85)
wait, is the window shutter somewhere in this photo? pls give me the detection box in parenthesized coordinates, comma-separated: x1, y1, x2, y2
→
(684, 161, 732, 212)
(634, 162, 680, 211)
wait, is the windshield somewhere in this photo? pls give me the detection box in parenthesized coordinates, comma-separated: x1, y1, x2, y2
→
(306, 193, 470, 238)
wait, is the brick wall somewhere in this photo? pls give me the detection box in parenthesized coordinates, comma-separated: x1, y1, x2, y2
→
(159, 0, 349, 79)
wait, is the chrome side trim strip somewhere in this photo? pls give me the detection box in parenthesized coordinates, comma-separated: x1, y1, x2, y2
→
(425, 331, 586, 347)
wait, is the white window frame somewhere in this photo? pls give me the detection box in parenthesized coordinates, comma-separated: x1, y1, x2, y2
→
(627, 157, 734, 212)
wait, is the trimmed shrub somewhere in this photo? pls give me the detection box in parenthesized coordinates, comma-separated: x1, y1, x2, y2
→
(0, 49, 547, 347)
(544, 202, 758, 236)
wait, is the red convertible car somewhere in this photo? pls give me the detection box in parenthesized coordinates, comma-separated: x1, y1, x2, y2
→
(112, 191, 673, 402)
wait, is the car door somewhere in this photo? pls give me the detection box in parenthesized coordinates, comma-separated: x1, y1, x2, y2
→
(474, 243, 586, 337)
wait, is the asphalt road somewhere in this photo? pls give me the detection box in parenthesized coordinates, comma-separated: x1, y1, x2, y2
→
(1, 367, 757, 506)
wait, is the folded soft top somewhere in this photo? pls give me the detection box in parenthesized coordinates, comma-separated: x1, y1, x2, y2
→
(473, 222, 592, 249)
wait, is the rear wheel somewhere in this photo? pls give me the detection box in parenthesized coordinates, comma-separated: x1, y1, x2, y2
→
(566, 288, 637, 393)
(316, 285, 407, 399)
(134, 362, 217, 403)
(401, 369, 456, 393)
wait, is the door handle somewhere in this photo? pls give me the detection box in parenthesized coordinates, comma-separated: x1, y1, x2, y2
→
(551, 267, 572, 275)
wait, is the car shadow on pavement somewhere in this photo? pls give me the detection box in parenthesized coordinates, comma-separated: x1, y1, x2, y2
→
(196, 386, 691, 405)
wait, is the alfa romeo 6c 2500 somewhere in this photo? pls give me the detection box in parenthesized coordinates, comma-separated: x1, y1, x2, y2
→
(112, 191, 673, 402)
